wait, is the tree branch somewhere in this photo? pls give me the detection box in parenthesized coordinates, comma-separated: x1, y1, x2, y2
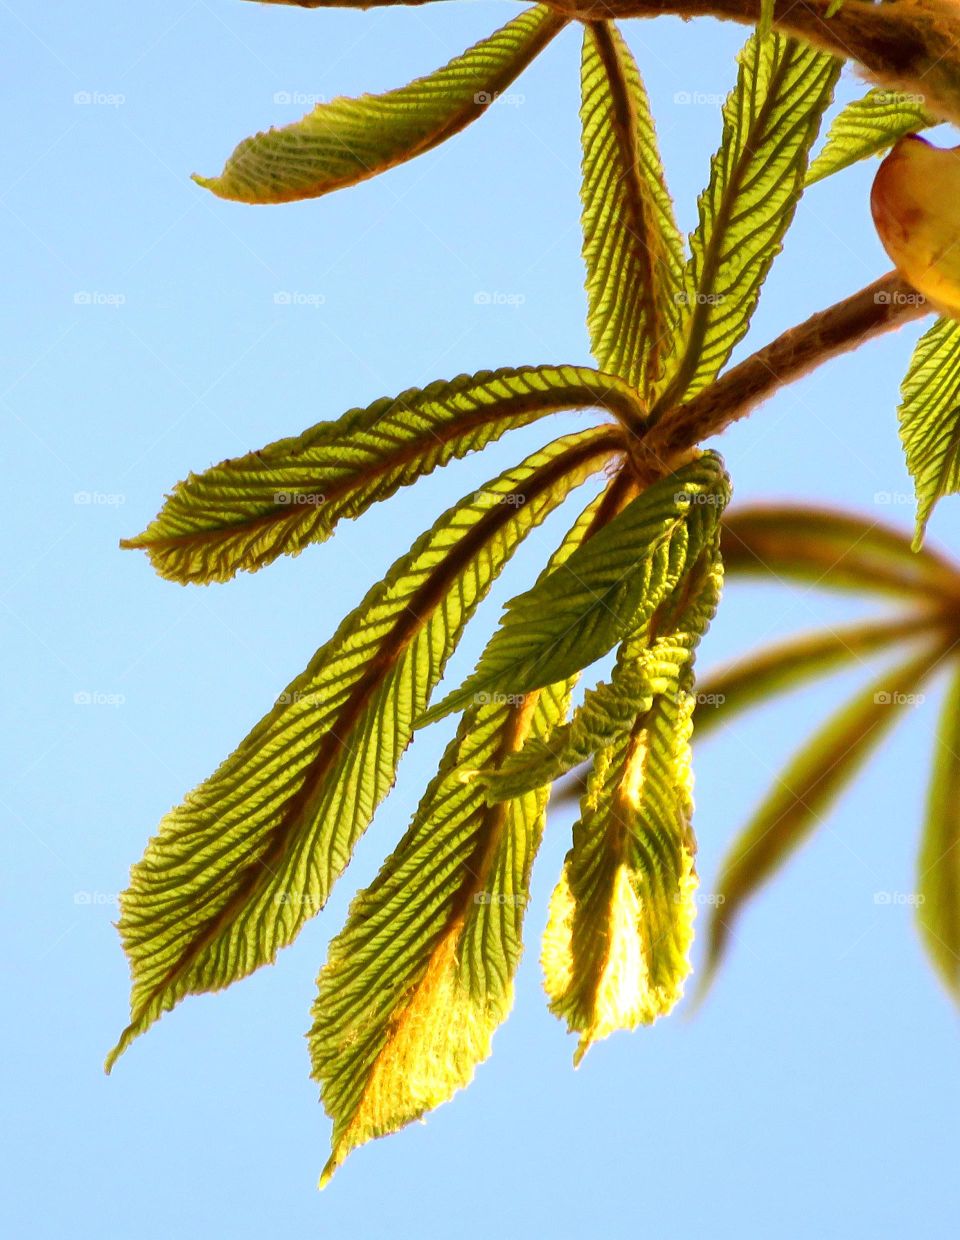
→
(636, 271, 929, 471)
(548, 0, 960, 129)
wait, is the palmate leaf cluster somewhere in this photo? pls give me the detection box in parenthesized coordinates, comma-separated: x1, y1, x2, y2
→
(112, 0, 960, 1185)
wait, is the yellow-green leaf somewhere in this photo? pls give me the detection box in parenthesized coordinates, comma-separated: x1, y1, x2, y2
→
(196, 6, 565, 203)
(917, 664, 960, 1001)
(806, 87, 935, 185)
(658, 33, 839, 407)
(106, 428, 617, 1071)
(898, 316, 960, 548)
(579, 22, 684, 392)
(720, 503, 960, 599)
(421, 450, 730, 724)
(311, 488, 604, 1184)
(122, 365, 643, 585)
(542, 540, 723, 1060)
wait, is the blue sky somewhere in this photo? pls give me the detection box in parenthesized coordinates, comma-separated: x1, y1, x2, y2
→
(3, 2, 958, 1236)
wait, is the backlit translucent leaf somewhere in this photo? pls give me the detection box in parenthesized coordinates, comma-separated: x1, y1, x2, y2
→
(898, 316, 960, 548)
(806, 87, 935, 185)
(420, 450, 730, 724)
(542, 539, 724, 1061)
(702, 646, 943, 991)
(196, 6, 565, 203)
(311, 489, 605, 1184)
(659, 33, 839, 407)
(123, 365, 643, 585)
(579, 22, 684, 391)
(917, 664, 960, 1001)
(106, 428, 618, 1071)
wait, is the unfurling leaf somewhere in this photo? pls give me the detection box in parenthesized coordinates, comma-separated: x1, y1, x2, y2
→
(701, 645, 944, 993)
(917, 666, 960, 1001)
(720, 503, 960, 599)
(195, 6, 565, 203)
(898, 316, 960, 547)
(806, 86, 935, 185)
(420, 450, 731, 724)
(311, 488, 605, 1184)
(106, 428, 618, 1071)
(542, 539, 724, 1061)
(123, 365, 644, 585)
(579, 22, 684, 392)
(658, 33, 839, 407)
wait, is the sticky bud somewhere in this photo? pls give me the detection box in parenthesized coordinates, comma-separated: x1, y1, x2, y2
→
(871, 135, 960, 318)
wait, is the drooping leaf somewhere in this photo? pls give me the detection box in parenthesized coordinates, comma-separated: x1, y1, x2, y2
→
(806, 86, 935, 185)
(123, 365, 643, 585)
(420, 451, 730, 725)
(917, 664, 960, 1001)
(720, 503, 960, 599)
(579, 22, 684, 392)
(106, 428, 618, 1071)
(701, 645, 943, 993)
(898, 316, 960, 548)
(542, 541, 723, 1061)
(484, 532, 725, 801)
(195, 6, 565, 203)
(658, 33, 839, 407)
(311, 488, 606, 1185)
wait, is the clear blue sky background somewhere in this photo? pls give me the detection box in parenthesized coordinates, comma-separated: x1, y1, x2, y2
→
(3, 2, 958, 1235)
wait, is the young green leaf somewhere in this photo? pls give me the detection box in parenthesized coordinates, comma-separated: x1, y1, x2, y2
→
(483, 538, 725, 801)
(579, 22, 684, 392)
(806, 86, 935, 185)
(658, 34, 839, 408)
(419, 450, 731, 725)
(701, 645, 944, 994)
(720, 503, 960, 599)
(195, 6, 565, 203)
(898, 316, 960, 548)
(311, 488, 605, 1185)
(123, 365, 643, 585)
(917, 665, 960, 1001)
(106, 428, 618, 1071)
(542, 543, 723, 1061)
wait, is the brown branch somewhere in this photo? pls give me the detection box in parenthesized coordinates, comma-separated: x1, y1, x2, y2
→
(636, 270, 929, 471)
(548, 0, 960, 129)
